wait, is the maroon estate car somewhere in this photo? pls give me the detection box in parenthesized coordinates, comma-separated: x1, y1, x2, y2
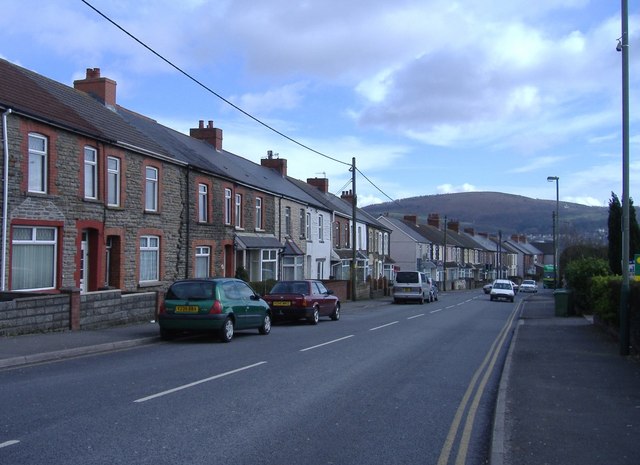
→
(263, 280, 340, 324)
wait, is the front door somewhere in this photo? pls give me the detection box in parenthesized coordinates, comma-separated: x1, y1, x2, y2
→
(80, 231, 89, 293)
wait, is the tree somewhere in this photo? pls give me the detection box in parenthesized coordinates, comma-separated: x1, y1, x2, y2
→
(608, 192, 640, 275)
(608, 193, 622, 274)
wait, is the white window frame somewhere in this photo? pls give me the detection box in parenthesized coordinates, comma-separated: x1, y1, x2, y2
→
(195, 246, 210, 278)
(28, 133, 47, 194)
(107, 156, 120, 207)
(256, 197, 263, 230)
(299, 209, 306, 239)
(139, 235, 159, 282)
(285, 206, 291, 236)
(306, 212, 311, 240)
(260, 249, 278, 281)
(224, 188, 232, 225)
(11, 226, 57, 291)
(145, 166, 158, 212)
(235, 193, 242, 228)
(198, 183, 208, 222)
(318, 215, 324, 241)
(84, 146, 98, 199)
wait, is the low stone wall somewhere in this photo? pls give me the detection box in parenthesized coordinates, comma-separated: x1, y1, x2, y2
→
(0, 293, 70, 336)
(0, 290, 158, 336)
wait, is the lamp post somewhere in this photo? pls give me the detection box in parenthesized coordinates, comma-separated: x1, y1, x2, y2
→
(547, 176, 560, 288)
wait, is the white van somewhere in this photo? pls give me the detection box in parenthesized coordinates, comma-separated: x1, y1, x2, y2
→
(392, 271, 433, 304)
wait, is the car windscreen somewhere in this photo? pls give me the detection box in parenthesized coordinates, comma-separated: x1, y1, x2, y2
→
(166, 282, 216, 300)
(494, 282, 511, 290)
(395, 272, 419, 284)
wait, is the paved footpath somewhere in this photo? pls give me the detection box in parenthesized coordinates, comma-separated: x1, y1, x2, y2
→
(492, 293, 640, 465)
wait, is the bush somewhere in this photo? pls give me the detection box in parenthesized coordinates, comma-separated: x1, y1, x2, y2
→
(591, 276, 621, 324)
(564, 257, 611, 313)
(249, 279, 277, 296)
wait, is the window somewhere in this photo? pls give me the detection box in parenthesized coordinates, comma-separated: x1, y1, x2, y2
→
(256, 197, 263, 230)
(11, 226, 57, 290)
(84, 146, 98, 199)
(107, 156, 120, 206)
(198, 184, 208, 222)
(299, 209, 305, 239)
(224, 188, 232, 225)
(235, 193, 242, 228)
(145, 167, 158, 212)
(282, 255, 304, 280)
(306, 212, 311, 240)
(318, 215, 324, 241)
(28, 133, 47, 193)
(261, 249, 277, 280)
(139, 235, 159, 282)
(195, 246, 210, 278)
(285, 207, 291, 236)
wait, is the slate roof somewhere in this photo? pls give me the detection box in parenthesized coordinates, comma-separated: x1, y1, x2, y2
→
(0, 58, 326, 208)
(0, 58, 169, 157)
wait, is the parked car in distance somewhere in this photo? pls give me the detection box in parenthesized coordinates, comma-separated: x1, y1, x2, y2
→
(519, 279, 538, 293)
(263, 280, 340, 325)
(483, 283, 493, 294)
(490, 279, 515, 302)
(393, 271, 434, 304)
(158, 278, 272, 342)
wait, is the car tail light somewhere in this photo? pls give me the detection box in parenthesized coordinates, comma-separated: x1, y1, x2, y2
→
(159, 303, 166, 314)
(209, 300, 223, 314)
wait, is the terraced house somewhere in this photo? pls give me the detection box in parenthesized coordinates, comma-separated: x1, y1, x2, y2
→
(0, 59, 392, 308)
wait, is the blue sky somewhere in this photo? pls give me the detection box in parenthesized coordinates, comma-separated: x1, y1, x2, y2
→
(1, 0, 638, 207)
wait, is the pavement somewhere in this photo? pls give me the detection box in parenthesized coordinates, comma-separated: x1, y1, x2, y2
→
(1, 293, 639, 464)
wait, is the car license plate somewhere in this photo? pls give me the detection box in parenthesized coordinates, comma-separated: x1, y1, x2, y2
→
(272, 301, 291, 307)
(175, 305, 199, 313)
(403, 287, 412, 292)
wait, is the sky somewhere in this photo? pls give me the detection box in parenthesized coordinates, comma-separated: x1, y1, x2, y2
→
(1, 0, 638, 208)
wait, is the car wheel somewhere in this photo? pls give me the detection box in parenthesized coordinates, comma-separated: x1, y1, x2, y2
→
(308, 307, 320, 325)
(490, 295, 494, 301)
(259, 313, 271, 335)
(330, 303, 340, 321)
(220, 317, 234, 342)
(510, 297, 515, 302)
(419, 294, 425, 305)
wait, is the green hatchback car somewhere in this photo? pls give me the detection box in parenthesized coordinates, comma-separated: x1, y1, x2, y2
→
(158, 278, 272, 342)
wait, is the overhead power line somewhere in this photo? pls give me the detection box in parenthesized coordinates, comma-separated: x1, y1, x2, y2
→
(81, 0, 397, 204)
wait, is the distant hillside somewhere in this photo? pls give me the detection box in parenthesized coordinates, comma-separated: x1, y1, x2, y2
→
(363, 192, 609, 240)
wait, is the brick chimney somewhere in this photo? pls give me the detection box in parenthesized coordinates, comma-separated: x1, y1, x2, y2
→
(427, 213, 440, 229)
(403, 215, 417, 225)
(464, 227, 475, 236)
(260, 150, 287, 177)
(511, 234, 520, 243)
(341, 190, 355, 206)
(307, 177, 329, 193)
(519, 234, 527, 243)
(478, 232, 489, 239)
(448, 220, 459, 233)
(190, 120, 223, 150)
(74, 68, 116, 108)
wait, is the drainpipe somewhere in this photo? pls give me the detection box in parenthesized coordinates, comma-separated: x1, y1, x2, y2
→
(2, 108, 13, 291)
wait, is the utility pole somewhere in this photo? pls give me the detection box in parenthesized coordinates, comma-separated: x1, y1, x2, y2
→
(443, 216, 447, 291)
(619, 0, 630, 355)
(350, 157, 357, 302)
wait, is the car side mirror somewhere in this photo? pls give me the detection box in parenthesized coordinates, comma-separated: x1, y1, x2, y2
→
(326, 289, 334, 295)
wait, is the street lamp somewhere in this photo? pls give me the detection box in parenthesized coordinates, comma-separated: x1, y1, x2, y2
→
(547, 176, 559, 288)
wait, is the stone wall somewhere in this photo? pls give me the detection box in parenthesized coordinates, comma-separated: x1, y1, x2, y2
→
(0, 290, 157, 336)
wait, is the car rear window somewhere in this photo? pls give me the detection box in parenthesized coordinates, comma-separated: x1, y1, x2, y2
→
(166, 282, 216, 300)
(271, 281, 308, 294)
(395, 272, 419, 284)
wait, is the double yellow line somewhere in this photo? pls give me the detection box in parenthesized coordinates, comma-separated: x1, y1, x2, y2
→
(437, 301, 522, 465)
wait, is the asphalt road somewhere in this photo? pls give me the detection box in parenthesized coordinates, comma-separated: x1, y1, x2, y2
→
(1, 290, 520, 465)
